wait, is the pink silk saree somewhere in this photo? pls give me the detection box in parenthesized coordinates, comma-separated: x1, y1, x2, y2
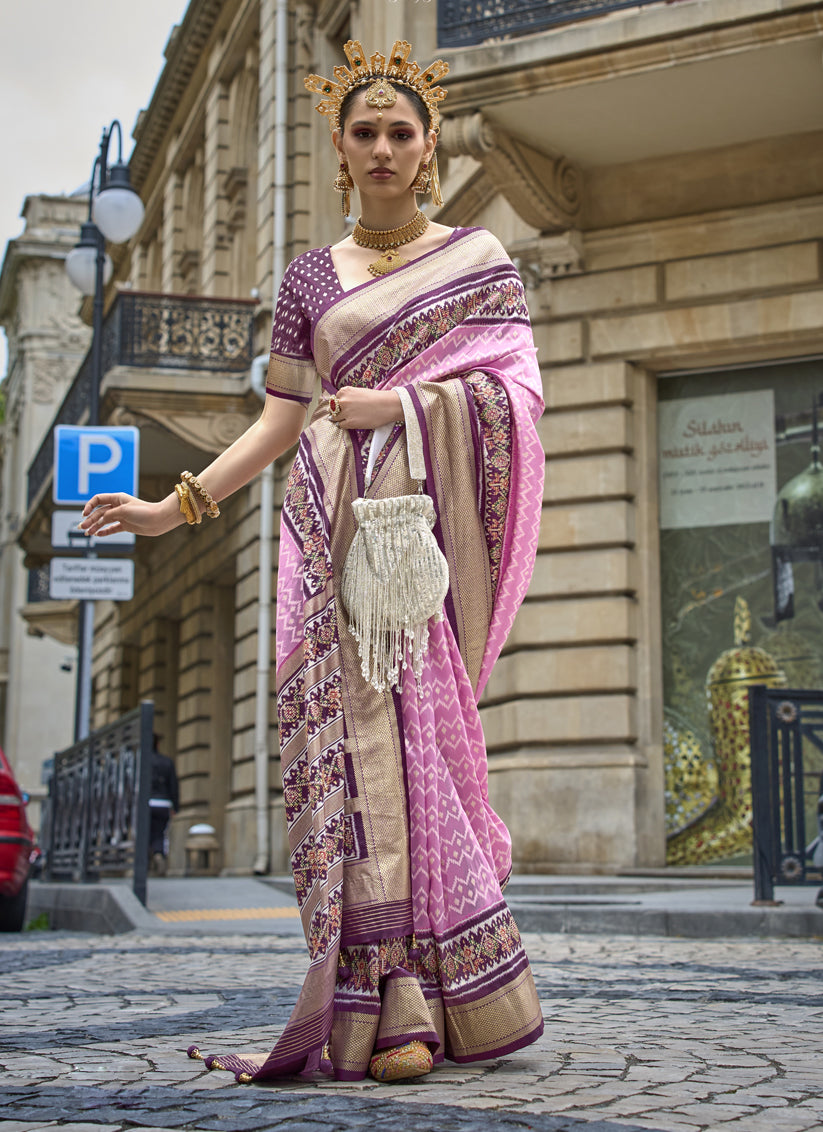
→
(192, 227, 545, 1082)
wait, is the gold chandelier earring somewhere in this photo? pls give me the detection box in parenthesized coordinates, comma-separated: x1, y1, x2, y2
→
(333, 161, 355, 217)
(412, 161, 431, 194)
(411, 156, 444, 207)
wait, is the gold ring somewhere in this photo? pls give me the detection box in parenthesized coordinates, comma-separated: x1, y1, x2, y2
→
(329, 394, 342, 420)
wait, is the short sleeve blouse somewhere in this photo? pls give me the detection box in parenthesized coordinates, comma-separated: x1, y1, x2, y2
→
(266, 264, 314, 404)
(265, 248, 339, 404)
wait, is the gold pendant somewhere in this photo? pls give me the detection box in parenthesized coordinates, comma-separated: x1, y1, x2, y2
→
(368, 249, 408, 277)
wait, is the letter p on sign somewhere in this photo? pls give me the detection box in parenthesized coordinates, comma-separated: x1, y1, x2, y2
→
(54, 426, 140, 505)
(78, 434, 122, 495)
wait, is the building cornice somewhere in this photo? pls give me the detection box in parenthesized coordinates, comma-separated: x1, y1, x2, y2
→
(129, 0, 226, 192)
(440, 4, 823, 111)
(135, 0, 259, 241)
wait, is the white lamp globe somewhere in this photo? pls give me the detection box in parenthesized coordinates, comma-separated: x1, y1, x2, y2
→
(92, 161, 145, 243)
(65, 226, 113, 295)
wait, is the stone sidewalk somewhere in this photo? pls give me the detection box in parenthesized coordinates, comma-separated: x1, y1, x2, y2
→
(2, 927, 822, 1132)
(25, 872, 823, 938)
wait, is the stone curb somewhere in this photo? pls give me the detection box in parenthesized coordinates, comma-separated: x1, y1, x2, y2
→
(25, 876, 823, 938)
(26, 881, 161, 934)
(507, 900, 823, 938)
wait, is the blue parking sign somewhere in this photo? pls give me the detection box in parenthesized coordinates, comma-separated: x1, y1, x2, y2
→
(54, 426, 140, 505)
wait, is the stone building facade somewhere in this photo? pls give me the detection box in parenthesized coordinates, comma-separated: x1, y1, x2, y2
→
(0, 194, 92, 827)
(19, 0, 823, 873)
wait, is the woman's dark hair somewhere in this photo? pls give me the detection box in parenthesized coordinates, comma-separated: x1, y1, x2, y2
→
(339, 80, 431, 133)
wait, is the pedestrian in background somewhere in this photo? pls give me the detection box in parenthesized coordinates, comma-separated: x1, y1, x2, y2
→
(148, 735, 178, 876)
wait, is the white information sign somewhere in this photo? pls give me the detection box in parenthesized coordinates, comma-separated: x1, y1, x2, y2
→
(658, 390, 776, 530)
(51, 509, 135, 549)
(49, 558, 135, 602)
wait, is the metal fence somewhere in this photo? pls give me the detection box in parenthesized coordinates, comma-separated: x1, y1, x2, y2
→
(438, 0, 665, 47)
(750, 686, 823, 905)
(45, 702, 154, 906)
(26, 291, 256, 508)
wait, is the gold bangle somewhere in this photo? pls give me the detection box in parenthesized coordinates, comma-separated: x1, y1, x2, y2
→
(176, 482, 199, 525)
(182, 470, 218, 516)
(181, 470, 220, 519)
(181, 480, 203, 524)
(175, 483, 197, 525)
(175, 481, 202, 525)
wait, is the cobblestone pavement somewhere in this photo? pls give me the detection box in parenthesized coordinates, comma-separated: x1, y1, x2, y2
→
(2, 929, 822, 1132)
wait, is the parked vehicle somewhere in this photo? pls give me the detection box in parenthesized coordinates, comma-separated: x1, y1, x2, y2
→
(0, 749, 34, 931)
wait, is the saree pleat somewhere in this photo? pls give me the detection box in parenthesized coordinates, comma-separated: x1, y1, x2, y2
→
(194, 229, 545, 1083)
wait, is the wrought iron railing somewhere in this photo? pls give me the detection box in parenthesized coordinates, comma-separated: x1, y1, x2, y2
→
(750, 686, 823, 905)
(438, 0, 665, 47)
(26, 291, 256, 508)
(115, 291, 256, 371)
(45, 702, 153, 906)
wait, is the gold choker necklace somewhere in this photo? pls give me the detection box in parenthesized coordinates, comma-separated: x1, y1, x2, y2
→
(352, 210, 430, 276)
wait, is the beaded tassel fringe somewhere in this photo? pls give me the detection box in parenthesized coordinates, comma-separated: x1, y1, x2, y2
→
(342, 494, 448, 693)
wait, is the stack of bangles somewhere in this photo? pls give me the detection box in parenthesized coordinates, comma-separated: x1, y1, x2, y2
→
(175, 470, 220, 526)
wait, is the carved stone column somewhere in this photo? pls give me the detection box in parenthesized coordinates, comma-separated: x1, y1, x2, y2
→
(202, 77, 231, 296)
(162, 172, 184, 295)
(174, 583, 234, 873)
(138, 618, 179, 755)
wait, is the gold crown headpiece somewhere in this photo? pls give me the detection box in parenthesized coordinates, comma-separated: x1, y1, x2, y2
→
(305, 40, 449, 133)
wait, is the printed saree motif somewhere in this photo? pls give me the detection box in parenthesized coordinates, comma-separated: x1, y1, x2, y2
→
(195, 229, 545, 1082)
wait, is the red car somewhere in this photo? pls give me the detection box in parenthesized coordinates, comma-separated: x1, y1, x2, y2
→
(0, 748, 34, 931)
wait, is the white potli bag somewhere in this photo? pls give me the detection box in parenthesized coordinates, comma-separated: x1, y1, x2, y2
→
(341, 387, 449, 693)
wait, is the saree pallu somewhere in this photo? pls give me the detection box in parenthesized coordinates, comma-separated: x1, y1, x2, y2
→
(194, 229, 545, 1083)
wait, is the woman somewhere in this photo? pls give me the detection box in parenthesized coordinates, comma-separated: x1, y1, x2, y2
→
(82, 40, 546, 1084)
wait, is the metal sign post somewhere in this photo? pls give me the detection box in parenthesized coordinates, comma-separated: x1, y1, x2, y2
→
(53, 425, 139, 741)
(62, 120, 144, 745)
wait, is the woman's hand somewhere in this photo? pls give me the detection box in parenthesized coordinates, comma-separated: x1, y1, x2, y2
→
(80, 492, 182, 538)
(329, 387, 402, 431)
(78, 398, 307, 541)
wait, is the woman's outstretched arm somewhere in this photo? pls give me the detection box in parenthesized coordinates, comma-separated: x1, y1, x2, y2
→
(80, 395, 307, 538)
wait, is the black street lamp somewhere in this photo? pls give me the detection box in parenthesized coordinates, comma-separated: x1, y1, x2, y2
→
(65, 120, 145, 741)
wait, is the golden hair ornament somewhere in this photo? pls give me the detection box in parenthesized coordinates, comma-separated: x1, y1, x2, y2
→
(365, 78, 397, 119)
(305, 40, 449, 133)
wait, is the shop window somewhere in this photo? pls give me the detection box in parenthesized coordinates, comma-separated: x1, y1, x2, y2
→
(658, 358, 823, 866)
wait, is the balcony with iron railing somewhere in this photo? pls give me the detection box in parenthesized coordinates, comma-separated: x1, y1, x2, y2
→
(26, 290, 257, 510)
(437, 0, 666, 47)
